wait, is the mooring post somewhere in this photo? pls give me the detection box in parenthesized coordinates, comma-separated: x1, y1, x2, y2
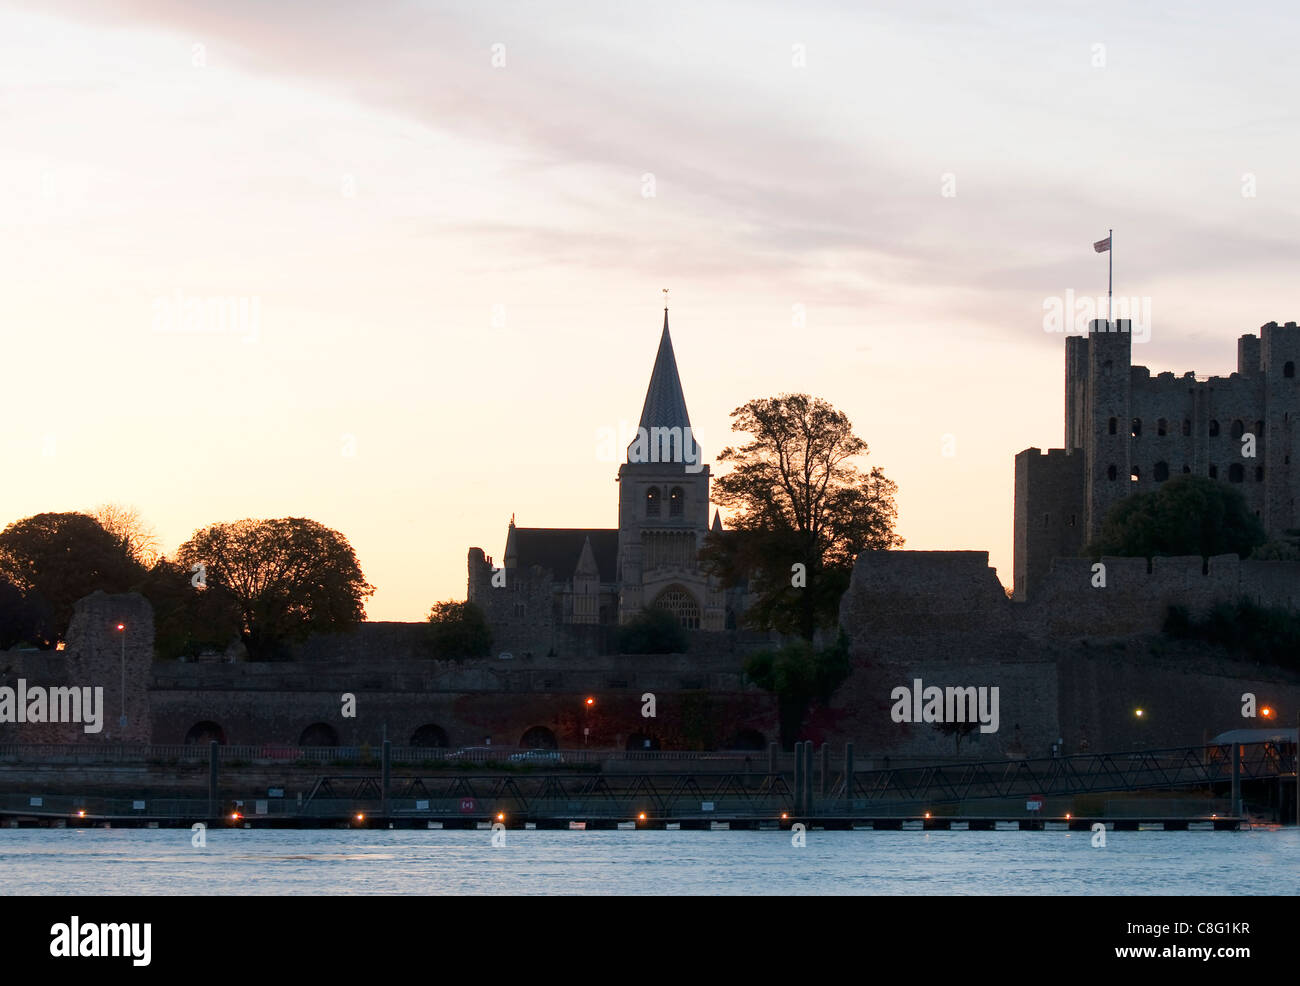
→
(1231, 744, 1241, 818)
(382, 739, 392, 816)
(804, 742, 815, 816)
(792, 742, 804, 815)
(819, 743, 829, 798)
(844, 742, 854, 808)
(208, 740, 218, 819)
(1295, 712, 1299, 827)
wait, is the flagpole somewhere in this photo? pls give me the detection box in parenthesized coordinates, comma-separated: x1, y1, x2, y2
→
(1108, 227, 1113, 325)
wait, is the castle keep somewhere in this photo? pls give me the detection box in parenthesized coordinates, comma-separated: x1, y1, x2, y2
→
(1015, 319, 1300, 600)
(467, 311, 736, 657)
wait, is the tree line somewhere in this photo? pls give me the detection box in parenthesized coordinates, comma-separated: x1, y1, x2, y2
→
(0, 509, 373, 661)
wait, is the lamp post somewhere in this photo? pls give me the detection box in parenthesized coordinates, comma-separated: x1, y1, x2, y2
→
(584, 696, 594, 747)
(116, 623, 127, 731)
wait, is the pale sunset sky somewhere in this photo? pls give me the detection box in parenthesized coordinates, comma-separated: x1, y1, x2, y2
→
(2, 0, 1296, 620)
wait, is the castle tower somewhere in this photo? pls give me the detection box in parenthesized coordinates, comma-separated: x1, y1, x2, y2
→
(1084, 318, 1133, 540)
(616, 309, 720, 629)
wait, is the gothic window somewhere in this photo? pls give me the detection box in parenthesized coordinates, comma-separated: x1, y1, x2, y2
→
(1107, 464, 1117, 481)
(1182, 419, 1191, 436)
(645, 487, 660, 517)
(669, 486, 684, 517)
(1154, 461, 1169, 482)
(1209, 465, 1218, 479)
(1286, 361, 1295, 379)
(1231, 420, 1245, 439)
(1108, 417, 1117, 435)
(1157, 418, 1168, 436)
(1102, 360, 1113, 377)
(1131, 466, 1140, 481)
(1131, 418, 1142, 437)
(1255, 420, 1264, 437)
(1209, 420, 1220, 437)
(1229, 463, 1244, 483)
(1182, 465, 1191, 474)
(653, 586, 700, 630)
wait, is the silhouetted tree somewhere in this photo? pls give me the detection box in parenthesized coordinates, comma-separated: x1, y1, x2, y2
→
(176, 518, 373, 661)
(1084, 475, 1266, 561)
(703, 394, 902, 639)
(0, 575, 51, 650)
(426, 600, 492, 659)
(139, 557, 242, 660)
(91, 503, 160, 567)
(0, 512, 143, 646)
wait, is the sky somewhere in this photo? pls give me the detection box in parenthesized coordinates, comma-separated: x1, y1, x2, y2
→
(2, 0, 1297, 620)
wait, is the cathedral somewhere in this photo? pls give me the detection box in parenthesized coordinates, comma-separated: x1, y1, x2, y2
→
(467, 310, 739, 657)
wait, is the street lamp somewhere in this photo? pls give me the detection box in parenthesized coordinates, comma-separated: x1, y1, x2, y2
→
(116, 623, 127, 731)
(583, 696, 595, 747)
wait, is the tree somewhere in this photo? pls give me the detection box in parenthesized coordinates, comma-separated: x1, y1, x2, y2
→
(0, 512, 144, 646)
(426, 600, 492, 660)
(139, 557, 242, 660)
(932, 719, 980, 755)
(91, 503, 160, 568)
(0, 575, 50, 650)
(1085, 475, 1267, 561)
(703, 393, 903, 639)
(617, 607, 688, 654)
(176, 518, 373, 660)
(744, 633, 851, 748)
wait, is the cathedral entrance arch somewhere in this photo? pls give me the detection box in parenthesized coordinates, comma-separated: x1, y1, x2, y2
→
(652, 585, 700, 629)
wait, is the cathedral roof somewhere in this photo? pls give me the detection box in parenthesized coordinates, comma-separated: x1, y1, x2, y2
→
(505, 527, 619, 583)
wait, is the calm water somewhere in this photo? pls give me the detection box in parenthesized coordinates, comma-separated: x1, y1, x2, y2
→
(1, 827, 1296, 895)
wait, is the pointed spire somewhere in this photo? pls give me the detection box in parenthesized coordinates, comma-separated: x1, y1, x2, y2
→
(628, 309, 698, 462)
(711, 510, 723, 533)
(574, 535, 599, 579)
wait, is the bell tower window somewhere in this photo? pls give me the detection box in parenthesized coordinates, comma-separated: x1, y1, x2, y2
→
(645, 487, 660, 518)
(670, 486, 684, 517)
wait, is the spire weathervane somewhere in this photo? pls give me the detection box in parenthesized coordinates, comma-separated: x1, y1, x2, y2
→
(663, 287, 668, 311)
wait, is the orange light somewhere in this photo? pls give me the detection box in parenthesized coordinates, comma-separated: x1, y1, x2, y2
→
(781, 813, 788, 820)
(1065, 813, 1071, 820)
(1261, 707, 1274, 718)
(585, 697, 594, 706)
(1134, 709, 1144, 717)
(355, 813, 364, 822)
(638, 813, 646, 821)
(116, 623, 124, 631)
(496, 812, 505, 821)
(77, 810, 85, 818)
(924, 812, 931, 819)
(230, 812, 240, 820)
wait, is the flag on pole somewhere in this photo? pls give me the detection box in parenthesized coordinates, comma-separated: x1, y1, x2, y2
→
(1093, 236, 1111, 253)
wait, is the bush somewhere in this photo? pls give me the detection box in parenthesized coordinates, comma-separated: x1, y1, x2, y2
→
(617, 608, 687, 654)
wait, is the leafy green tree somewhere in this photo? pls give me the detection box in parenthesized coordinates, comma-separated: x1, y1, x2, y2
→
(617, 607, 688, 654)
(0, 512, 143, 646)
(744, 632, 852, 747)
(176, 518, 373, 661)
(703, 394, 902, 640)
(1085, 475, 1266, 561)
(426, 600, 492, 659)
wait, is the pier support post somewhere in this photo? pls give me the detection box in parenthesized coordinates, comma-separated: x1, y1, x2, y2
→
(804, 742, 814, 816)
(768, 742, 778, 776)
(793, 742, 804, 815)
(1231, 744, 1241, 818)
(382, 740, 391, 817)
(844, 742, 854, 808)
(820, 743, 829, 798)
(1295, 712, 1299, 827)
(208, 740, 218, 819)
